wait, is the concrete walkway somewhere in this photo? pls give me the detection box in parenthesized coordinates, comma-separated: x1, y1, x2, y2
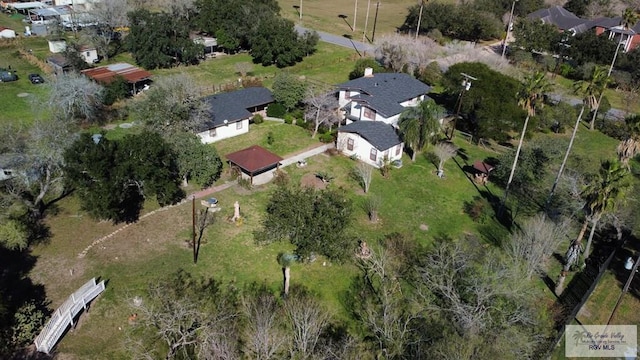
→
(280, 143, 334, 167)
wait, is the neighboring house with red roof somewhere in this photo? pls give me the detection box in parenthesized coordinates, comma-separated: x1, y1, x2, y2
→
(197, 87, 274, 144)
(337, 121, 404, 168)
(226, 145, 283, 185)
(336, 68, 432, 127)
(81, 63, 152, 93)
(0, 27, 16, 39)
(527, 6, 640, 52)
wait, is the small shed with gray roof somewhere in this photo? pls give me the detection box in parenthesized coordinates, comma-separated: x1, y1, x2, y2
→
(336, 121, 404, 168)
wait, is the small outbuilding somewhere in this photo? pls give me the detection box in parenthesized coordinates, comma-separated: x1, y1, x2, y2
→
(473, 160, 495, 185)
(81, 63, 152, 93)
(0, 27, 16, 39)
(226, 145, 283, 185)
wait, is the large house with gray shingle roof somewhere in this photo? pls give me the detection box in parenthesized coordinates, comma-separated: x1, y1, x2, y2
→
(527, 6, 640, 52)
(336, 121, 404, 168)
(197, 87, 273, 144)
(336, 68, 431, 127)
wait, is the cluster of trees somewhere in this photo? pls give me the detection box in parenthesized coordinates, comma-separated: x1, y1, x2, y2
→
(124, 0, 319, 69)
(128, 230, 557, 359)
(402, 0, 543, 42)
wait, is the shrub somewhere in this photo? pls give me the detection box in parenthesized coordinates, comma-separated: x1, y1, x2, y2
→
(273, 169, 290, 187)
(463, 196, 492, 223)
(252, 114, 264, 124)
(237, 177, 252, 189)
(596, 118, 629, 141)
(427, 29, 445, 45)
(266, 102, 286, 118)
(319, 131, 335, 143)
(266, 131, 275, 145)
(283, 114, 294, 124)
(419, 61, 443, 86)
(296, 118, 309, 129)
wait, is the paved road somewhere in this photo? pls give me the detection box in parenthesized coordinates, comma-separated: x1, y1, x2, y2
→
(295, 25, 373, 54)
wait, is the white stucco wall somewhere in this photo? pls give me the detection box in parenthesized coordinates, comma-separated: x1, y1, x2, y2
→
(197, 119, 249, 144)
(81, 49, 98, 64)
(336, 132, 403, 168)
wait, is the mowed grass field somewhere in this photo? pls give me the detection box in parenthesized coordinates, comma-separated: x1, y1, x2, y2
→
(278, 0, 418, 38)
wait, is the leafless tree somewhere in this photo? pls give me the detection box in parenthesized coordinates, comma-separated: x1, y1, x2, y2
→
(356, 238, 418, 357)
(235, 62, 254, 78)
(241, 292, 288, 359)
(363, 195, 382, 222)
(354, 162, 373, 193)
(85, 0, 130, 60)
(507, 213, 571, 279)
(374, 33, 439, 74)
(283, 289, 330, 358)
(46, 73, 104, 124)
(131, 74, 209, 134)
(304, 86, 340, 138)
(433, 142, 458, 176)
(416, 242, 535, 337)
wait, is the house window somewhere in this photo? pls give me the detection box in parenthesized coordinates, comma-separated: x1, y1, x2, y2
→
(236, 121, 243, 130)
(209, 128, 216, 137)
(363, 107, 375, 120)
(345, 91, 351, 100)
(86, 51, 91, 56)
(3, 170, 12, 176)
(395, 144, 401, 156)
(370, 148, 377, 161)
(347, 138, 354, 151)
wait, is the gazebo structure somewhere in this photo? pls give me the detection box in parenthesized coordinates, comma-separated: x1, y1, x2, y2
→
(226, 145, 283, 185)
(473, 160, 495, 185)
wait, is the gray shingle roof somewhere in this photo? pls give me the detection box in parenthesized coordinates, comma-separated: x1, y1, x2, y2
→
(199, 87, 273, 131)
(338, 121, 401, 151)
(527, 6, 590, 33)
(337, 73, 431, 117)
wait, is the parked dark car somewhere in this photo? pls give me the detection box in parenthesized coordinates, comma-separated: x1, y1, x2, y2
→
(29, 74, 44, 84)
(0, 71, 18, 82)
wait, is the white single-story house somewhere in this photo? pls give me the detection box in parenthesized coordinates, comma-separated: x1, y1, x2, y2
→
(79, 45, 98, 64)
(337, 121, 404, 168)
(197, 87, 273, 144)
(0, 27, 16, 39)
(336, 68, 432, 127)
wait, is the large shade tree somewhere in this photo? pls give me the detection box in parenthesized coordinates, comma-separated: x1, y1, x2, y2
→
(398, 99, 444, 161)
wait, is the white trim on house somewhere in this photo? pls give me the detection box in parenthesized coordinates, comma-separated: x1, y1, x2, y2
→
(197, 119, 249, 144)
(336, 132, 403, 168)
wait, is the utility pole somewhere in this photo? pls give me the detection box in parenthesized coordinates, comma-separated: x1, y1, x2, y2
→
(192, 196, 196, 264)
(501, 0, 517, 58)
(450, 72, 477, 140)
(353, 0, 358, 32)
(371, 1, 380, 42)
(416, 0, 425, 40)
(607, 254, 640, 325)
(300, 0, 303, 21)
(363, 0, 372, 43)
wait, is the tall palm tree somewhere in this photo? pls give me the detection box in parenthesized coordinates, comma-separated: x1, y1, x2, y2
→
(545, 78, 592, 211)
(556, 160, 627, 295)
(622, 8, 638, 30)
(617, 115, 640, 169)
(587, 65, 614, 130)
(398, 99, 444, 161)
(580, 159, 628, 260)
(501, 72, 552, 210)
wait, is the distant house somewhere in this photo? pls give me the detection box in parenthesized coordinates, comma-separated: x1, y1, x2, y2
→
(47, 54, 71, 75)
(79, 45, 98, 64)
(336, 68, 431, 127)
(0, 27, 16, 39)
(48, 39, 66, 53)
(336, 121, 404, 168)
(0, 154, 24, 182)
(527, 6, 591, 34)
(226, 145, 283, 185)
(81, 63, 152, 93)
(527, 6, 640, 52)
(197, 87, 274, 144)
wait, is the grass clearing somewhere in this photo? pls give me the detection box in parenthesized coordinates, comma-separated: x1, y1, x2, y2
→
(277, 0, 420, 38)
